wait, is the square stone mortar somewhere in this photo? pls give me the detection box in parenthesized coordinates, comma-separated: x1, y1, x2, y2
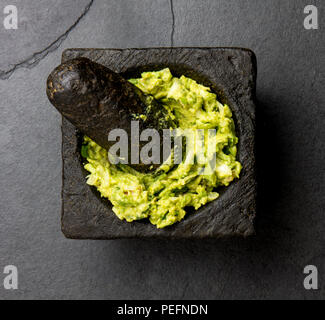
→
(61, 48, 257, 239)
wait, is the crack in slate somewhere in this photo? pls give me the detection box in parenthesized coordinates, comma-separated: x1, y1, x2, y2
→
(0, 0, 94, 80)
(169, 0, 175, 47)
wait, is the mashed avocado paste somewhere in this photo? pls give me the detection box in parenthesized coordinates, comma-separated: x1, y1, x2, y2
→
(82, 68, 242, 228)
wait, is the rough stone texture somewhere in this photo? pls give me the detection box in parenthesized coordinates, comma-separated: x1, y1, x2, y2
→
(0, 0, 324, 300)
(61, 48, 256, 239)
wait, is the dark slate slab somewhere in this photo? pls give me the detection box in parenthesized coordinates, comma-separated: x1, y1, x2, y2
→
(61, 48, 257, 239)
(0, 0, 93, 79)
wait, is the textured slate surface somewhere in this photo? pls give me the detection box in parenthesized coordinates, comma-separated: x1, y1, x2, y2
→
(0, 0, 93, 79)
(0, 0, 324, 300)
(61, 48, 256, 239)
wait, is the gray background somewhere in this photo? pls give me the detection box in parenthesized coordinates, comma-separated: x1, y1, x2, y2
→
(0, 0, 324, 300)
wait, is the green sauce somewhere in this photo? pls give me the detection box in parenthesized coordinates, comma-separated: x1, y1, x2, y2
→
(83, 68, 241, 228)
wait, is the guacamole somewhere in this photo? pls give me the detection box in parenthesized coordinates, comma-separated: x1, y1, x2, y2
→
(82, 68, 241, 228)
